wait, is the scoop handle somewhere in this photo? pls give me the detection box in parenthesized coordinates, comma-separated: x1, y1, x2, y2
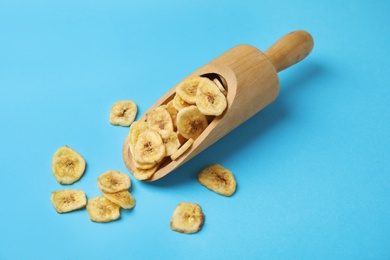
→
(265, 30, 314, 73)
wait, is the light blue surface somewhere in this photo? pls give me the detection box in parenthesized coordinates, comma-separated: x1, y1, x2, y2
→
(0, 0, 389, 259)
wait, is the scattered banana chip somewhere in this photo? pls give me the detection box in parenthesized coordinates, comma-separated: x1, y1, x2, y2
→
(176, 77, 203, 104)
(177, 106, 208, 140)
(196, 78, 227, 116)
(147, 106, 174, 134)
(170, 202, 204, 234)
(87, 196, 121, 223)
(133, 129, 166, 164)
(197, 164, 236, 196)
(51, 189, 87, 213)
(52, 146, 86, 184)
(97, 170, 131, 194)
(170, 138, 194, 161)
(103, 190, 135, 209)
(109, 100, 137, 126)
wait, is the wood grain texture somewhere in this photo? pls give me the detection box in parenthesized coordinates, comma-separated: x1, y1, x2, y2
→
(264, 30, 314, 72)
(123, 31, 314, 181)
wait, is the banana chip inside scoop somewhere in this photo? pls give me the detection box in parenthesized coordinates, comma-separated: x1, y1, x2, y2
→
(133, 129, 166, 164)
(147, 106, 174, 134)
(176, 76, 204, 104)
(176, 106, 208, 140)
(196, 78, 227, 116)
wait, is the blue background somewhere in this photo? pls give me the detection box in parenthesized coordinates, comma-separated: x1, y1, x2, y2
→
(0, 0, 389, 259)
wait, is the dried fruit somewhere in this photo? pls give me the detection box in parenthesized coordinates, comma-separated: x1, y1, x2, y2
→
(197, 164, 236, 196)
(109, 100, 137, 126)
(97, 170, 131, 194)
(133, 129, 166, 164)
(103, 190, 135, 209)
(160, 130, 180, 156)
(87, 196, 120, 222)
(147, 106, 174, 134)
(176, 77, 203, 104)
(176, 106, 208, 140)
(51, 189, 87, 213)
(52, 146, 86, 184)
(170, 202, 204, 234)
(170, 138, 194, 161)
(196, 78, 227, 116)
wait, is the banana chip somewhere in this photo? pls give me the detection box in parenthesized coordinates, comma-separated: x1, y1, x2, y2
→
(87, 196, 121, 223)
(52, 146, 86, 184)
(147, 106, 174, 134)
(213, 78, 227, 96)
(133, 163, 160, 180)
(128, 120, 149, 155)
(196, 78, 227, 116)
(97, 170, 131, 194)
(133, 157, 157, 170)
(173, 93, 191, 111)
(176, 77, 203, 104)
(51, 189, 87, 213)
(165, 100, 178, 130)
(133, 129, 166, 164)
(160, 130, 180, 156)
(170, 202, 204, 234)
(177, 106, 208, 140)
(109, 100, 137, 126)
(103, 190, 135, 209)
(170, 138, 194, 161)
(197, 164, 236, 196)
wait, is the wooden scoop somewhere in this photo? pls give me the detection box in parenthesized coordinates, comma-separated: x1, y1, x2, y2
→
(123, 30, 314, 181)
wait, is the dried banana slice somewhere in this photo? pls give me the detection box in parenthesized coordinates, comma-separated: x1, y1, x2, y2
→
(87, 196, 120, 223)
(196, 78, 227, 116)
(170, 202, 204, 234)
(160, 130, 180, 156)
(213, 78, 227, 96)
(133, 163, 159, 180)
(170, 138, 194, 161)
(176, 77, 203, 104)
(129, 120, 149, 155)
(197, 164, 236, 196)
(133, 158, 157, 170)
(109, 100, 137, 126)
(51, 189, 87, 213)
(165, 100, 178, 130)
(133, 129, 166, 164)
(97, 170, 131, 194)
(103, 190, 135, 209)
(147, 106, 174, 134)
(219, 75, 228, 90)
(52, 146, 86, 184)
(173, 93, 191, 111)
(176, 106, 208, 140)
